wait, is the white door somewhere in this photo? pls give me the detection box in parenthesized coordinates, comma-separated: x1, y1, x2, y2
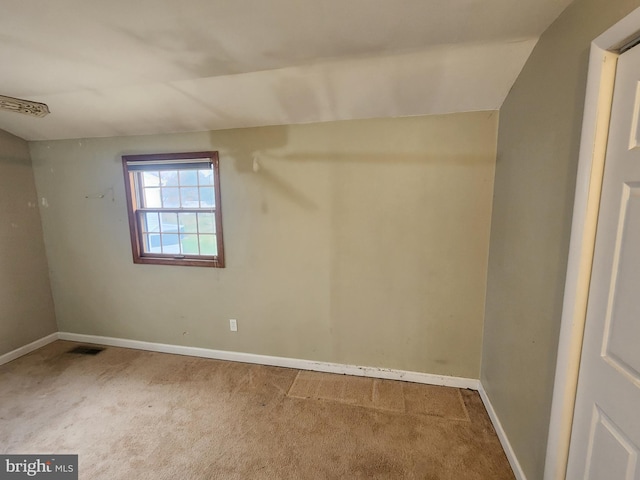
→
(566, 45, 640, 479)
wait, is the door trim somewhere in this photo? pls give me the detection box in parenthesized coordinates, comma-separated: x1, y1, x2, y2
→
(545, 8, 640, 479)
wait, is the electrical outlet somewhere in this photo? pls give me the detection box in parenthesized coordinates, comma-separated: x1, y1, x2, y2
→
(229, 319, 238, 332)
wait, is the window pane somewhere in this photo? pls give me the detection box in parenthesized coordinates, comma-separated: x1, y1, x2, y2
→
(181, 187, 199, 207)
(160, 212, 178, 233)
(179, 212, 197, 233)
(181, 235, 199, 255)
(161, 187, 180, 208)
(197, 212, 215, 234)
(200, 235, 217, 255)
(142, 171, 160, 187)
(198, 169, 213, 185)
(179, 170, 198, 186)
(144, 234, 162, 253)
(161, 234, 180, 253)
(143, 187, 162, 208)
(143, 212, 159, 233)
(160, 170, 179, 186)
(141, 234, 152, 253)
(200, 187, 215, 207)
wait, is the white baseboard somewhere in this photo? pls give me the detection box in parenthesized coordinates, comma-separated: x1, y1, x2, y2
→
(0, 332, 59, 366)
(57, 332, 480, 390)
(478, 383, 527, 480)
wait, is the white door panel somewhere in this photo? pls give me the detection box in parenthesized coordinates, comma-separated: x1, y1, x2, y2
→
(584, 407, 638, 480)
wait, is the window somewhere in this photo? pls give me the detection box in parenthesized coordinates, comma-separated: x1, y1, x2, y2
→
(122, 151, 224, 267)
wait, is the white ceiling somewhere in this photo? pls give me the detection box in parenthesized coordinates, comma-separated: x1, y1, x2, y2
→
(0, 0, 573, 141)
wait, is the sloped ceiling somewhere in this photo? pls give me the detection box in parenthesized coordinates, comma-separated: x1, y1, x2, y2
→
(0, 0, 573, 141)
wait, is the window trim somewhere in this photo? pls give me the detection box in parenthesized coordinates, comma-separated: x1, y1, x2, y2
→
(122, 151, 225, 268)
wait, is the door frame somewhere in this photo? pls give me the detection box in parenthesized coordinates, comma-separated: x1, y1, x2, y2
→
(545, 7, 640, 479)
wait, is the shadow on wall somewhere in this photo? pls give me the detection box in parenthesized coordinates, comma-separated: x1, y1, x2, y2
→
(256, 151, 495, 166)
(207, 126, 320, 212)
(199, 118, 497, 213)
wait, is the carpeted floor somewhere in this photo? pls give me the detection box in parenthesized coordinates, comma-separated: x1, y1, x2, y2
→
(0, 341, 514, 479)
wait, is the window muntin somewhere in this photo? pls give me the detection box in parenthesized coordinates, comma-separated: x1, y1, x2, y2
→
(122, 152, 224, 267)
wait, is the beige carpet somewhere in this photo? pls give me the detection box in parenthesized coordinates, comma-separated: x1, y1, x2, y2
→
(0, 341, 514, 479)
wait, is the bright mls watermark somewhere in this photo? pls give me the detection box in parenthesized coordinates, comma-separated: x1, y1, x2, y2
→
(0, 455, 77, 479)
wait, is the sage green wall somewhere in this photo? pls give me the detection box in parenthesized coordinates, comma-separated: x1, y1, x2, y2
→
(482, 0, 640, 478)
(30, 112, 496, 378)
(0, 129, 57, 355)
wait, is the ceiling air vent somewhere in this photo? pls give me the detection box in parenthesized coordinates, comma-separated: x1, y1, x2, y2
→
(0, 95, 50, 117)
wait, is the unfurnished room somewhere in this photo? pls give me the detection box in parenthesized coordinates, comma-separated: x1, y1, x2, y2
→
(2, 1, 640, 479)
